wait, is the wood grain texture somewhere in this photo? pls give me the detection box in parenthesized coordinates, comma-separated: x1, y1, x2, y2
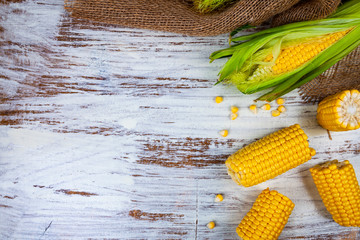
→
(0, 0, 359, 239)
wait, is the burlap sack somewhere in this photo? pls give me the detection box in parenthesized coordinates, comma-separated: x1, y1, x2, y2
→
(64, 0, 359, 103)
(64, 0, 342, 37)
(272, 0, 340, 27)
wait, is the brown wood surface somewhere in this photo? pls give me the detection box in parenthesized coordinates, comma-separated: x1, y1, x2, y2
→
(0, 0, 359, 239)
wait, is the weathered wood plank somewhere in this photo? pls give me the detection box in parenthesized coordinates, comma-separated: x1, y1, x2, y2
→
(0, 0, 359, 239)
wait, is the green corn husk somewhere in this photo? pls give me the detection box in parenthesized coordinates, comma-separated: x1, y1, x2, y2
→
(210, 0, 360, 101)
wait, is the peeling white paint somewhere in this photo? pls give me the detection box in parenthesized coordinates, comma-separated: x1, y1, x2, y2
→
(0, 0, 359, 239)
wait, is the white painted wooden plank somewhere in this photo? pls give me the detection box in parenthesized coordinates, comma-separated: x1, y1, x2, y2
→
(0, 0, 359, 239)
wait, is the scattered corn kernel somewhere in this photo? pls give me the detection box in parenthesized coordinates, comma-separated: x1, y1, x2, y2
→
(225, 124, 316, 187)
(214, 194, 224, 202)
(249, 104, 257, 114)
(237, 188, 295, 240)
(219, 130, 228, 137)
(215, 96, 223, 104)
(278, 105, 286, 113)
(231, 105, 239, 113)
(276, 98, 285, 105)
(207, 221, 215, 229)
(261, 103, 271, 111)
(310, 160, 360, 227)
(271, 109, 281, 117)
(231, 113, 238, 120)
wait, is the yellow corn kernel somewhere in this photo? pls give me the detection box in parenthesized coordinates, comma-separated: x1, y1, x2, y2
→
(231, 105, 239, 113)
(207, 221, 215, 229)
(215, 96, 223, 104)
(249, 104, 257, 114)
(236, 188, 295, 240)
(276, 98, 285, 105)
(271, 110, 281, 117)
(278, 105, 286, 113)
(219, 129, 228, 137)
(225, 124, 315, 187)
(310, 160, 360, 227)
(231, 113, 238, 120)
(262, 103, 271, 111)
(317, 89, 360, 131)
(214, 194, 224, 202)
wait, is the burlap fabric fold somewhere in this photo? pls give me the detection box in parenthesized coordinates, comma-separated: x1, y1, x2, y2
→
(64, 0, 342, 37)
(272, 0, 340, 27)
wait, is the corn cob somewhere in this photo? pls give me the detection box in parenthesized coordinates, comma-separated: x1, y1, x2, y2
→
(226, 124, 316, 187)
(309, 160, 360, 227)
(246, 30, 349, 83)
(210, 0, 360, 101)
(237, 188, 295, 240)
(317, 89, 360, 131)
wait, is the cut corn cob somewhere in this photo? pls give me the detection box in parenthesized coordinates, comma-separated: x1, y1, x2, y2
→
(317, 89, 360, 131)
(310, 160, 360, 227)
(226, 124, 315, 187)
(210, 0, 360, 101)
(237, 188, 295, 240)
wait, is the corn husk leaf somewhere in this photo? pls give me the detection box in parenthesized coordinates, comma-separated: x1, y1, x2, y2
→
(210, 0, 360, 101)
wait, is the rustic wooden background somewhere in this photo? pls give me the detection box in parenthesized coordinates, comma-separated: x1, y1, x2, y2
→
(0, 0, 359, 239)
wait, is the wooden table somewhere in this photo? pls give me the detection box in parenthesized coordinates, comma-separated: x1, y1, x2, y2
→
(1, 0, 359, 239)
